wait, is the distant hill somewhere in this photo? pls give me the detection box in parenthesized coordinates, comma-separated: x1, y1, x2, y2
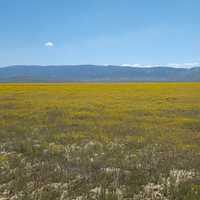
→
(0, 65, 200, 82)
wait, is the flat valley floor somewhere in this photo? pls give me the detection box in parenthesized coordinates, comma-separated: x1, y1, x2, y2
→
(1, 83, 200, 199)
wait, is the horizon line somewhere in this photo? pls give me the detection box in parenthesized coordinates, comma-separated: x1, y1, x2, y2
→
(1, 63, 200, 69)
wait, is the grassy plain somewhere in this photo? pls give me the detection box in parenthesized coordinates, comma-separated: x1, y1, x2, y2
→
(1, 83, 200, 199)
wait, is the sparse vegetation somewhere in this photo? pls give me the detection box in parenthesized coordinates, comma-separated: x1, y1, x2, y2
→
(1, 83, 200, 200)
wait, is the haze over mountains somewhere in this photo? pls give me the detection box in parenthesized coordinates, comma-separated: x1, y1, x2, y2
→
(0, 65, 200, 82)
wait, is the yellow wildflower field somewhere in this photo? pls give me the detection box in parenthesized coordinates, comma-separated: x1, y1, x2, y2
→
(1, 83, 200, 199)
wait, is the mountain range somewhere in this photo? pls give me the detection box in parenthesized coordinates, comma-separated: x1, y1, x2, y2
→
(0, 65, 200, 82)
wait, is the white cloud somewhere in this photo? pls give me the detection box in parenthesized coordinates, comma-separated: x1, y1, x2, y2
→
(121, 64, 158, 68)
(167, 62, 200, 68)
(45, 42, 54, 47)
(120, 63, 200, 68)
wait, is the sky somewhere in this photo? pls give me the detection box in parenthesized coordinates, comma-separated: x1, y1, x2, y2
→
(0, 0, 200, 67)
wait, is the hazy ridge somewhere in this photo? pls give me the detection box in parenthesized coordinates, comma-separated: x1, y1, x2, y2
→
(0, 65, 200, 82)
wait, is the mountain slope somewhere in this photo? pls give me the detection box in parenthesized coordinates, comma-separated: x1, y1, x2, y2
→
(0, 65, 200, 82)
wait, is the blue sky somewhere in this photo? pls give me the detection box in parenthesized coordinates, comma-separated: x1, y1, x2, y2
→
(0, 0, 200, 66)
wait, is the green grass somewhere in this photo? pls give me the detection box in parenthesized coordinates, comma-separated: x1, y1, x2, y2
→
(1, 83, 200, 199)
